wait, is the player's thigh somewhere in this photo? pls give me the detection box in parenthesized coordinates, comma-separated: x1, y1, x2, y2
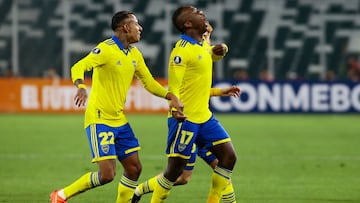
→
(114, 123, 140, 161)
(98, 159, 117, 178)
(120, 152, 142, 179)
(184, 144, 197, 170)
(197, 147, 218, 169)
(85, 124, 118, 163)
(166, 118, 199, 159)
(197, 115, 231, 148)
(197, 116, 236, 168)
(211, 142, 236, 169)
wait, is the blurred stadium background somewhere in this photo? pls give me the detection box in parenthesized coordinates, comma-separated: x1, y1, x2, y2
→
(1, 0, 360, 114)
(1, 1, 360, 202)
(1, 0, 360, 81)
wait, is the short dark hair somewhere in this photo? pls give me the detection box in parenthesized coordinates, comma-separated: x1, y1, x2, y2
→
(111, 11, 134, 31)
(172, 6, 187, 33)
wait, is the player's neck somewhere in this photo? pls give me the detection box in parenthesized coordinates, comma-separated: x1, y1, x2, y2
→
(184, 30, 203, 42)
(114, 33, 130, 49)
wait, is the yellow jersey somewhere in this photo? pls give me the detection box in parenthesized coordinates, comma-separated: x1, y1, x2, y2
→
(168, 34, 214, 123)
(71, 36, 168, 128)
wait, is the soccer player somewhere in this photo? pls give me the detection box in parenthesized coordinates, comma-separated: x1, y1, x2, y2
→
(132, 21, 238, 203)
(153, 6, 239, 202)
(136, 6, 239, 203)
(49, 11, 185, 203)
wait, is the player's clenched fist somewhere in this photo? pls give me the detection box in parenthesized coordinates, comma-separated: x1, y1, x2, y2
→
(212, 43, 228, 56)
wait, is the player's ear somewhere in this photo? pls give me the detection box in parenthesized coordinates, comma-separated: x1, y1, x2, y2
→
(184, 20, 192, 29)
(123, 24, 130, 33)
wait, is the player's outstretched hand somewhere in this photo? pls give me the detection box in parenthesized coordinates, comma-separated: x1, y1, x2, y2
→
(221, 86, 240, 97)
(74, 88, 88, 107)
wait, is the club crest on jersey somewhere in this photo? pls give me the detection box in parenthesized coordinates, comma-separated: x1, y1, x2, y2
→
(174, 56, 182, 64)
(198, 55, 202, 60)
(101, 144, 110, 154)
(92, 48, 101, 54)
(132, 60, 137, 68)
(178, 143, 187, 152)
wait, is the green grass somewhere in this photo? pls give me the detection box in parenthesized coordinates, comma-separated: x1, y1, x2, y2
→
(0, 114, 360, 203)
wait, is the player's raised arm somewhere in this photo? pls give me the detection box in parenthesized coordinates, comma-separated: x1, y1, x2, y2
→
(204, 21, 229, 62)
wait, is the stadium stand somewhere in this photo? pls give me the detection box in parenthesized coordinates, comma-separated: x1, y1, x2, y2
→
(0, 0, 359, 80)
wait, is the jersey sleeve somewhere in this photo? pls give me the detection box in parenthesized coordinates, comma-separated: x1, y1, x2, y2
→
(168, 44, 187, 98)
(71, 43, 108, 83)
(133, 48, 168, 98)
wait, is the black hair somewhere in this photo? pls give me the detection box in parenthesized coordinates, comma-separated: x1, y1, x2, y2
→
(172, 6, 187, 33)
(111, 11, 134, 31)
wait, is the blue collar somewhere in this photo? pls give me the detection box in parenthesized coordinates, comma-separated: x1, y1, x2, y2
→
(180, 34, 203, 45)
(112, 35, 130, 54)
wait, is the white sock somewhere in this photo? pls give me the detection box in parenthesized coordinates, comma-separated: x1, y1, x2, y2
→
(134, 187, 141, 196)
(57, 189, 66, 199)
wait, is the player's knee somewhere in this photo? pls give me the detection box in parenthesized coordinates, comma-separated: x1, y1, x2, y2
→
(220, 152, 237, 169)
(165, 158, 188, 181)
(132, 163, 142, 176)
(124, 163, 142, 180)
(100, 170, 116, 184)
(226, 152, 237, 168)
(228, 152, 237, 166)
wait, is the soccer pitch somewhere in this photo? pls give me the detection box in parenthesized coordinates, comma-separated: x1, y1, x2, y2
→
(0, 114, 359, 203)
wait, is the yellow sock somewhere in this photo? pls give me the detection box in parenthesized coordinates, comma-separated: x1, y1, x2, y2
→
(136, 175, 157, 196)
(207, 166, 232, 203)
(116, 175, 138, 203)
(63, 172, 101, 199)
(222, 180, 236, 203)
(150, 174, 174, 203)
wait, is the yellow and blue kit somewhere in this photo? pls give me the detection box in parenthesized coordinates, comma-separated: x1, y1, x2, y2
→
(166, 34, 231, 159)
(72, 36, 168, 128)
(71, 36, 169, 162)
